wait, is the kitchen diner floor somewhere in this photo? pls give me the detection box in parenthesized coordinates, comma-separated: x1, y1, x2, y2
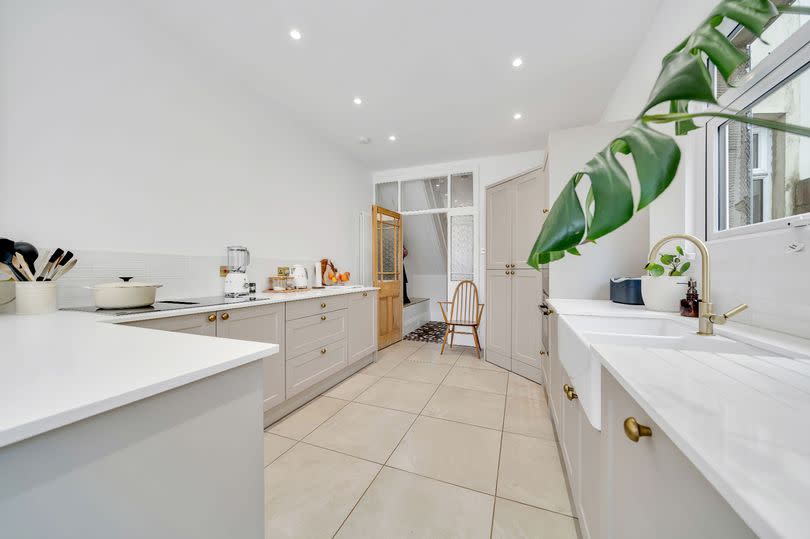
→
(264, 340, 580, 539)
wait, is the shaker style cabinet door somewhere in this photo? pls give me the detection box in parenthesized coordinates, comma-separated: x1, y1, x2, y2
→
(216, 304, 286, 411)
(486, 181, 513, 269)
(512, 168, 547, 269)
(485, 270, 512, 364)
(125, 312, 217, 336)
(347, 291, 377, 364)
(510, 270, 544, 369)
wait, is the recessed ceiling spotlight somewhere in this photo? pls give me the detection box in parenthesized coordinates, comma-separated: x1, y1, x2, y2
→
(289, 28, 302, 40)
(353, 96, 363, 105)
(513, 112, 523, 120)
(512, 57, 523, 68)
(388, 135, 397, 142)
(358, 136, 371, 144)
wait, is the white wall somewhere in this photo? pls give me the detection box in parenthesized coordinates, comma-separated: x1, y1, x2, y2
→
(546, 122, 651, 299)
(600, 0, 718, 122)
(0, 1, 370, 279)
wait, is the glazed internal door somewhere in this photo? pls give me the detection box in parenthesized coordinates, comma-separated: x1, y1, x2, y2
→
(372, 205, 403, 349)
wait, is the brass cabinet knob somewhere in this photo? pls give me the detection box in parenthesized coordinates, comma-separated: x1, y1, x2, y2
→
(539, 350, 547, 356)
(510, 270, 515, 275)
(221, 312, 230, 321)
(320, 348, 327, 354)
(320, 315, 327, 321)
(505, 264, 509, 268)
(207, 314, 216, 322)
(362, 292, 368, 297)
(563, 384, 577, 400)
(624, 417, 652, 442)
(505, 270, 509, 275)
(320, 302, 327, 308)
(543, 208, 550, 214)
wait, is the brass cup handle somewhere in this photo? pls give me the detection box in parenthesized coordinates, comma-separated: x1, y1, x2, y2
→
(320, 302, 327, 308)
(320, 315, 327, 321)
(221, 312, 230, 321)
(207, 314, 216, 322)
(320, 348, 327, 354)
(624, 417, 652, 442)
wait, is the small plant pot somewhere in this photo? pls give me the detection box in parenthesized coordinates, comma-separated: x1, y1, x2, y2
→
(641, 276, 688, 312)
(15, 281, 57, 315)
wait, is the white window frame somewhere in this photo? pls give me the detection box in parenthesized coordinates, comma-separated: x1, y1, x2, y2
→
(705, 22, 810, 241)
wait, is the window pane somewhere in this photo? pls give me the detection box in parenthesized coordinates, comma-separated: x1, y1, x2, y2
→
(717, 62, 810, 231)
(450, 214, 474, 282)
(716, 0, 810, 97)
(451, 173, 474, 208)
(401, 177, 448, 211)
(375, 181, 398, 210)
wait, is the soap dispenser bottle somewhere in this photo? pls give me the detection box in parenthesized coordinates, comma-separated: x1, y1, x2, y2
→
(680, 278, 699, 318)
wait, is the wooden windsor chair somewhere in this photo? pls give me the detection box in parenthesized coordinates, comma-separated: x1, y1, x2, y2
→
(438, 280, 485, 358)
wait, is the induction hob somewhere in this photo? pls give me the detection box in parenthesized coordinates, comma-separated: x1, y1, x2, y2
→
(62, 296, 266, 316)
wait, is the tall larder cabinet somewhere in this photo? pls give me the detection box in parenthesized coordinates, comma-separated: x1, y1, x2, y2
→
(485, 166, 549, 382)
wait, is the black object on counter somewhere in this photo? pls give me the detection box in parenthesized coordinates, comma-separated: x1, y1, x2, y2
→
(680, 278, 700, 318)
(610, 278, 644, 305)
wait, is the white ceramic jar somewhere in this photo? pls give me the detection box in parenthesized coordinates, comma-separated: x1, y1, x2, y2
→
(15, 281, 57, 314)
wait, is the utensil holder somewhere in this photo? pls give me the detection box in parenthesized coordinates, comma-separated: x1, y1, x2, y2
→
(15, 281, 57, 315)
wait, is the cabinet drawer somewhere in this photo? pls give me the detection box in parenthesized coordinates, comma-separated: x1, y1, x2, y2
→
(286, 295, 348, 320)
(286, 310, 347, 359)
(286, 340, 347, 398)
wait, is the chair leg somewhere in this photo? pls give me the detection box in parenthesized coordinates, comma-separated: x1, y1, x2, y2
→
(440, 325, 451, 354)
(450, 329, 455, 349)
(471, 326, 482, 359)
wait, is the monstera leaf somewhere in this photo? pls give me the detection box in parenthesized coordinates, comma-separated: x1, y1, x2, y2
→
(528, 0, 810, 269)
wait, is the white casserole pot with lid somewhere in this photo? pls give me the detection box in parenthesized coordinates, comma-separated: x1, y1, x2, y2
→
(88, 277, 163, 309)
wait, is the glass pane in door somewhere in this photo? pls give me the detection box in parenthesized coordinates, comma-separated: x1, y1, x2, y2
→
(401, 177, 448, 211)
(375, 182, 398, 210)
(450, 214, 474, 281)
(451, 173, 474, 208)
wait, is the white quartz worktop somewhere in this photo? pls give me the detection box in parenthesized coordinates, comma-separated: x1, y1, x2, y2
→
(0, 287, 376, 450)
(548, 298, 810, 539)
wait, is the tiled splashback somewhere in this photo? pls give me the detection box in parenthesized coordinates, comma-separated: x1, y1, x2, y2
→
(13, 250, 340, 309)
(709, 226, 810, 340)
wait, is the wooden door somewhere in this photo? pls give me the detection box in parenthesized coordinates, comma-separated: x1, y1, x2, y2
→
(372, 205, 403, 349)
(511, 269, 544, 368)
(485, 181, 513, 269)
(513, 168, 548, 269)
(484, 269, 512, 367)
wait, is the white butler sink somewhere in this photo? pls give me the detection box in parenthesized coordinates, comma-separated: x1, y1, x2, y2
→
(557, 315, 775, 430)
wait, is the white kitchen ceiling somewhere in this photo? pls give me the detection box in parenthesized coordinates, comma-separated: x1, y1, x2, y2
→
(144, 0, 660, 169)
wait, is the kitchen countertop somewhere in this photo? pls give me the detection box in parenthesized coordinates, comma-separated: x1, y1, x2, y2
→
(0, 286, 377, 450)
(547, 298, 810, 539)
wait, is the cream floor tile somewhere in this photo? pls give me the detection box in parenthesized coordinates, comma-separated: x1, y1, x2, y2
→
(335, 467, 493, 539)
(264, 433, 296, 467)
(265, 443, 381, 539)
(405, 344, 461, 365)
(455, 353, 507, 372)
(422, 385, 506, 430)
(267, 396, 348, 440)
(361, 353, 406, 377)
(507, 372, 547, 402)
(388, 339, 425, 352)
(504, 396, 556, 441)
(355, 377, 438, 413)
(385, 361, 452, 385)
(388, 416, 501, 494)
(443, 366, 509, 395)
(497, 432, 572, 516)
(492, 497, 578, 539)
(304, 402, 416, 463)
(324, 372, 380, 400)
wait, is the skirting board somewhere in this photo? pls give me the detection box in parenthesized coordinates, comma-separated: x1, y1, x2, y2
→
(263, 352, 376, 427)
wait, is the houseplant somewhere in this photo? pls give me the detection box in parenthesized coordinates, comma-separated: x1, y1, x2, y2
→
(642, 246, 692, 311)
(528, 0, 810, 269)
